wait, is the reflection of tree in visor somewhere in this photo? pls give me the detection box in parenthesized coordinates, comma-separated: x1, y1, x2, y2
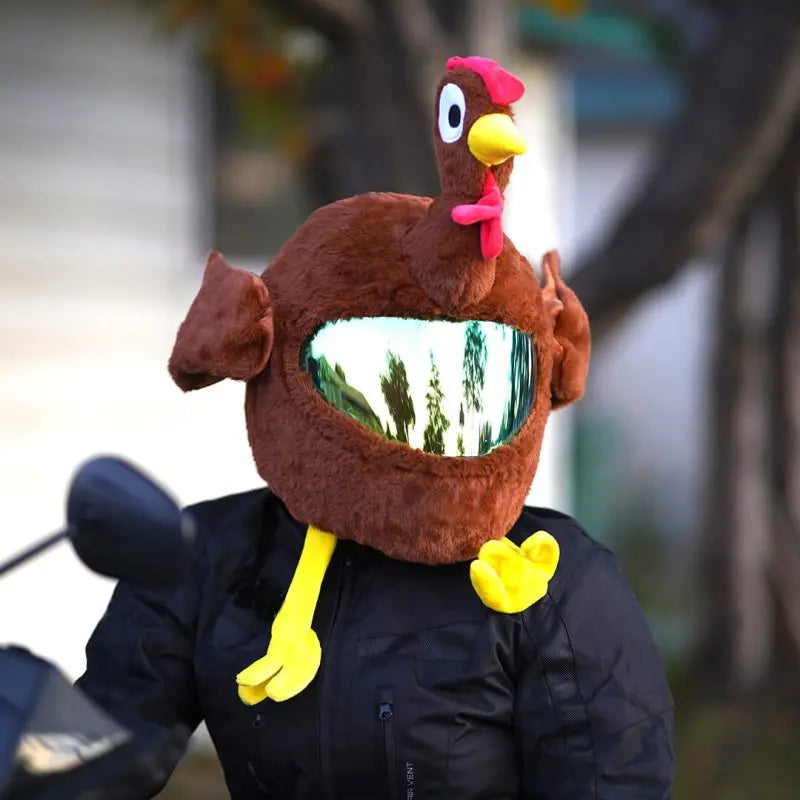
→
(300, 318, 536, 457)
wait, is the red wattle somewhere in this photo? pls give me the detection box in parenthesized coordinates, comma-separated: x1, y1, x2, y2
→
(451, 172, 505, 260)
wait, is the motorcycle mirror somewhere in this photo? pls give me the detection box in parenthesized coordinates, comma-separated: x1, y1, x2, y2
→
(66, 457, 195, 585)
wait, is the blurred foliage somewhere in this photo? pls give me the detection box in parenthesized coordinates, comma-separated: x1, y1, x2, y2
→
(155, 748, 227, 799)
(672, 687, 800, 799)
(145, 0, 693, 159)
(161, 0, 290, 92)
(144, 0, 323, 153)
(522, 0, 587, 15)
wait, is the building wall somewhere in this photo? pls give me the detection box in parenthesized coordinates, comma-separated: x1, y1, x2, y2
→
(505, 56, 575, 514)
(0, 0, 260, 680)
(571, 129, 714, 542)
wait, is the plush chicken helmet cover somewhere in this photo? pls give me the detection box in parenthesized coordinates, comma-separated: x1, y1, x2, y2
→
(170, 56, 590, 567)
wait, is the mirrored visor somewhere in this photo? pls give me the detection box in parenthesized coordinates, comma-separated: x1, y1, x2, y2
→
(301, 317, 536, 457)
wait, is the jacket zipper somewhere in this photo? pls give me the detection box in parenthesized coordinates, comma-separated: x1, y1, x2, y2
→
(319, 551, 353, 799)
(378, 688, 400, 800)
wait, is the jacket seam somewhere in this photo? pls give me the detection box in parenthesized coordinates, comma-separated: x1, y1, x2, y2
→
(522, 547, 602, 800)
(610, 706, 676, 763)
(552, 598, 599, 800)
(190, 505, 211, 653)
(548, 524, 609, 604)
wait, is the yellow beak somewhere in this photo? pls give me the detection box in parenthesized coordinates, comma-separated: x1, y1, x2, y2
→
(467, 113, 527, 167)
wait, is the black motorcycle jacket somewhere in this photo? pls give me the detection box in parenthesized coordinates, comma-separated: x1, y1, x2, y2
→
(77, 489, 674, 798)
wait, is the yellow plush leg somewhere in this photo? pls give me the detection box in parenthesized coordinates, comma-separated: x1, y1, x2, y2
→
(470, 531, 559, 614)
(236, 525, 336, 704)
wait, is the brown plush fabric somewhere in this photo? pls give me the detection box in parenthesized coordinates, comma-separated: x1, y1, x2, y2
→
(169, 61, 591, 565)
(540, 250, 591, 409)
(169, 252, 274, 391)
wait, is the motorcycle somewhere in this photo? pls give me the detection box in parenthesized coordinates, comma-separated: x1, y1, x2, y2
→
(0, 457, 196, 799)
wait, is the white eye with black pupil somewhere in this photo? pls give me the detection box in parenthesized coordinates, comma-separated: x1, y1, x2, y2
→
(438, 83, 466, 143)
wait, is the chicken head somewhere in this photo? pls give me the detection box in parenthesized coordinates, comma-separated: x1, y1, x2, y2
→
(169, 59, 591, 569)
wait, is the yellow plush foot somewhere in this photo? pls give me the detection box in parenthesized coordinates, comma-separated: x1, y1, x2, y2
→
(236, 525, 336, 704)
(470, 531, 559, 614)
(237, 626, 322, 704)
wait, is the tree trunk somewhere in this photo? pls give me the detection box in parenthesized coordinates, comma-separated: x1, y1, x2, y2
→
(569, 1, 800, 339)
(768, 130, 800, 696)
(699, 131, 800, 697)
(700, 217, 743, 691)
(701, 208, 773, 695)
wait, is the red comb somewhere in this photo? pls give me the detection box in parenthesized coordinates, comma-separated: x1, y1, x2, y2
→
(446, 56, 525, 105)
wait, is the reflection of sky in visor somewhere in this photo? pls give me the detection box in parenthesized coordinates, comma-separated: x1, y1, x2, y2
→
(301, 317, 535, 457)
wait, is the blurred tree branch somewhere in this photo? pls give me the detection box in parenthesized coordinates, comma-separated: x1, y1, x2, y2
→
(699, 125, 800, 698)
(570, 1, 800, 338)
(769, 128, 800, 685)
(269, 0, 365, 42)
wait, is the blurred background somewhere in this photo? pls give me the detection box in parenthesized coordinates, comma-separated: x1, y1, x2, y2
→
(0, 0, 798, 797)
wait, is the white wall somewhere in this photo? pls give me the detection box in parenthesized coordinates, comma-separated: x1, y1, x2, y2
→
(571, 130, 714, 536)
(0, 0, 260, 680)
(505, 56, 575, 514)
